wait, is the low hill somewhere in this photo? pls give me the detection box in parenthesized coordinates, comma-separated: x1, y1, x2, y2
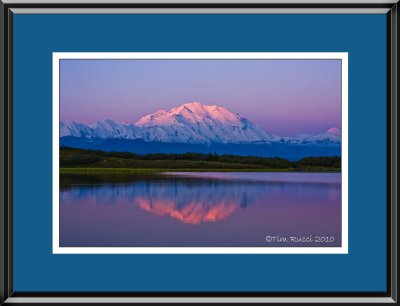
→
(60, 147, 341, 172)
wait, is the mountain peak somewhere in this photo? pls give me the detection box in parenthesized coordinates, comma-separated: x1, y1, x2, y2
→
(170, 101, 204, 115)
(133, 102, 274, 143)
(327, 127, 341, 136)
(182, 101, 203, 108)
(170, 102, 228, 117)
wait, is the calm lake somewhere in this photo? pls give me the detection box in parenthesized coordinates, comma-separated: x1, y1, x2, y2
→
(60, 172, 341, 247)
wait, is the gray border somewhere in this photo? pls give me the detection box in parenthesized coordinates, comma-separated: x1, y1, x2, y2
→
(2, 0, 399, 3)
(0, 2, 4, 304)
(0, 2, 13, 304)
(0, 1, 398, 304)
(390, 4, 398, 303)
(9, 8, 392, 13)
(3, 297, 399, 303)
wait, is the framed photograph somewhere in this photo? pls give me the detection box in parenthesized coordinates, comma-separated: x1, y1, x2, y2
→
(54, 52, 348, 254)
(1, 0, 398, 304)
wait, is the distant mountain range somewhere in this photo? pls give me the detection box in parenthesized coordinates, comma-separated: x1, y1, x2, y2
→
(60, 102, 341, 160)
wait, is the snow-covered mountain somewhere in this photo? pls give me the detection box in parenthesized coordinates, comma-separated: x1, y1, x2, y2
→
(135, 102, 278, 143)
(283, 127, 341, 145)
(60, 102, 341, 145)
(60, 121, 96, 138)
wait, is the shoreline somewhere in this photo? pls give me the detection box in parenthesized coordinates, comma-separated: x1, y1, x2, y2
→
(60, 167, 341, 174)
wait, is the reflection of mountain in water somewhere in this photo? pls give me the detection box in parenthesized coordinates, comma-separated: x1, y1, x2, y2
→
(60, 179, 275, 224)
(137, 197, 239, 224)
(60, 172, 342, 247)
(61, 177, 340, 225)
(136, 180, 257, 224)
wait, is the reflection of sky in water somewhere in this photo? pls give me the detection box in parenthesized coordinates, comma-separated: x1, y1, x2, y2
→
(60, 173, 341, 247)
(164, 172, 341, 183)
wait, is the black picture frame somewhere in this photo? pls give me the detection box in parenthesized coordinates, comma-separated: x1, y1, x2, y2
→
(0, 1, 398, 304)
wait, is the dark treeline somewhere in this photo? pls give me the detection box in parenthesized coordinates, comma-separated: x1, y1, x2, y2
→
(60, 146, 341, 171)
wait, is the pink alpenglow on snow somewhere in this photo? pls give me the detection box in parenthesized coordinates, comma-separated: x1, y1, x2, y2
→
(60, 102, 341, 145)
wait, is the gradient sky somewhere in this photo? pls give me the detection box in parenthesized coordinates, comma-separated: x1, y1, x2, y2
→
(60, 59, 341, 136)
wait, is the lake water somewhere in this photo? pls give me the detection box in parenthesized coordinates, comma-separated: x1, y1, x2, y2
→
(60, 172, 341, 247)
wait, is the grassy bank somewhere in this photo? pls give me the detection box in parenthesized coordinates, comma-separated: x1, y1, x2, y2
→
(60, 147, 341, 173)
(60, 168, 162, 174)
(60, 167, 318, 174)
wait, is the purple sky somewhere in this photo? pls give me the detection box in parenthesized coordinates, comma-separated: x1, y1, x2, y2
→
(60, 59, 341, 136)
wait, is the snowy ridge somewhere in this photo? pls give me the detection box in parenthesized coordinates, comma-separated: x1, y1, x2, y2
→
(60, 102, 341, 145)
(283, 127, 341, 145)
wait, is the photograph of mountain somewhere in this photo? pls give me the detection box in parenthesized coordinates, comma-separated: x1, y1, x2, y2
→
(55, 54, 346, 252)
